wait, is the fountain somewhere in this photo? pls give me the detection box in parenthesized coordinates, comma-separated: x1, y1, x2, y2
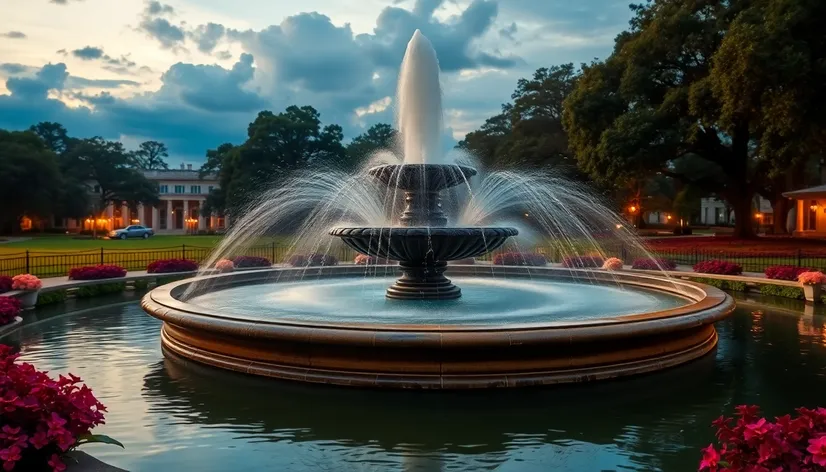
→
(141, 30, 735, 389)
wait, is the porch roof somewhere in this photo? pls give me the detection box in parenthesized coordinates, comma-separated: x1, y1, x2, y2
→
(783, 185, 826, 199)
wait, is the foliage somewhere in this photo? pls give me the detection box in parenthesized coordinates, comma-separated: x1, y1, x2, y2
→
(0, 276, 12, 293)
(146, 259, 198, 274)
(35, 290, 67, 307)
(74, 282, 126, 298)
(12, 274, 42, 291)
(0, 345, 121, 472)
(344, 123, 397, 171)
(492, 252, 548, 266)
(0, 297, 21, 325)
(798, 272, 826, 286)
(690, 277, 747, 292)
(215, 259, 234, 272)
(631, 258, 677, 271)
(758, 284, 804, 300)
(130, 141, 169, 170)
(68, 265, 126, 280)
(699, 404, 826, 471)
(693, 261, 743, 276)
(560, 255, 604, 269)
(132, 280, 149, 290)
(287, 253, 339, 267)
(764, 266, 813, 281)
(602, 257, 623, 270)
(229, 256, 270, 268)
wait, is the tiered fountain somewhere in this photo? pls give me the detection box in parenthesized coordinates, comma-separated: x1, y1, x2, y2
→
(141, 30, 734, 389)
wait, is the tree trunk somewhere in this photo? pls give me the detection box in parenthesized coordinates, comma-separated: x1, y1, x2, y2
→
(772, 197, 790, 234)
(728, 121, 754, 239)
(731, 192, 756, 239)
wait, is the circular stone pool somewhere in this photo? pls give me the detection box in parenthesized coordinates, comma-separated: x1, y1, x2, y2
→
(186, 276, 687, 325)
(142, 265, 735, 388)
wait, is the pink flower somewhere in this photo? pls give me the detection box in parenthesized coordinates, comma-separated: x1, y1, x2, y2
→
(48, 453, 67, 472)
(11, 274, 42, 291)
(798, 271, 826, 285)
(215, 259, 235, 272)
(699, 444, 720, 471)
(602, 257, 623, 271)
(744, 418, 771, 440)
(807, 436, 826, 466)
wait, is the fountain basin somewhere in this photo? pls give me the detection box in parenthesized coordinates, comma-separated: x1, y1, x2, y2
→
(368, 164, 477, 191)
(141, 266, 735, 389)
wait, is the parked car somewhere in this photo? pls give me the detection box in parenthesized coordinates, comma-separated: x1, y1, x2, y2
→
(109, 225, 154, 240)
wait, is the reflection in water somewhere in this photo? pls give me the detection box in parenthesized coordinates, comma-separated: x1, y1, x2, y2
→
(5, 300, 826, 471)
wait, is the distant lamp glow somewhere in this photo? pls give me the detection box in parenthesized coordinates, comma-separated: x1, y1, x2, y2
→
(615, 224, 623, 229)
(755, 213, 762, 218)
(811, 204, 818, 211)
(666, 215, 672, 221)
(131, 219, 140, 223)
(524, 213, 529, 217)
(629, 206, 637, 213)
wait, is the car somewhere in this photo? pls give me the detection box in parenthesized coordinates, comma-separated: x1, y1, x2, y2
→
(109, 225, 155, 240)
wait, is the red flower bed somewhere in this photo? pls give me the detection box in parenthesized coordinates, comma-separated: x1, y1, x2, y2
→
(0, 345, 121, 472)
(764, 265, 814, 281)
(631, 258, 677, 270)
(146, 259, 199, 274)
(699, 404, 826, 471)
(230, 256, 271, 268)
(68, 265, 127, 281)
(287, 253, 339, 267)
(647, 236, 826, 257)
(0, 276, 12, 294)
(0, 297, 21, 325)
(560, 255, 604, 269)
(493, 252, 548, 266)
(693, 260, 743, 275)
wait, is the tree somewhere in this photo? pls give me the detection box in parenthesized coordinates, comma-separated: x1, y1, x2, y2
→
(345, 123, 397, 171)
(564, 0, 826, 238)
(0, 130, 64, 233)
(131, 141, 170, 170)
(28, 121, 72, 155)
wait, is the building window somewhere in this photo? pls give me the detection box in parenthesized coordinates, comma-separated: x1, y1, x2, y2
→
(703, 208, 708, 224)
(805, 200, 818, 231)
(174, 185, 185, 194)
(159, 185, 168, 193)
(190, 185, 201, 194)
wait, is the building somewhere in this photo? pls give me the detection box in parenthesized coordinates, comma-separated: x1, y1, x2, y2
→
(782, 185, 826, 236)
(59, 165, 226, 234)
(699, 197, 773, 226)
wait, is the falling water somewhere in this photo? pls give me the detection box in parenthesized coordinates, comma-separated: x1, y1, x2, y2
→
(397, 29, 445, 165)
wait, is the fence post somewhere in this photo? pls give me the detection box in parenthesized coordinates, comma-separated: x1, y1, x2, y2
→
(100, 248, 104, 265)
(25, 250, 30, 273)
(182, 244, 186, 260)
(271, 242, 276, 263)
(620, 244, 628, 262)
(798, 249, 802, 267)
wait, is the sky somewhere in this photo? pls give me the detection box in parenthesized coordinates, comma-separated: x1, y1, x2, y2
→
(0, 0, 632, 166)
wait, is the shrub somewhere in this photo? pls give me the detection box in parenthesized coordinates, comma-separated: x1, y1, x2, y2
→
(699, 405, 826, 471)
(0, 297, 22, 325)
(12, 274, 42, 291)
(602, 257, 623, 271)
(799, 271, 826, 285)
(493, 252, 548, 266)
(68, 264, 126, 281)
(288, 253, 339, 267)
(0, 345, 122, 472)
(230, 256, 271, 268)
(354, 254, 395, 265)
(764, 265, 813, 281)
(132, 280, 149, 290)
(75, 282, 126, 298)
(690, 277, 747, 292)
(560, 255, 604, 269)
(215, 259, 235, 272)
(0, 276, 12, 293)
(631, 258, 677, 271)
(693, 260, 743, 275)
(36, 290, 67, 307)
(759, 284, 804, 299)
(146, 259, 198, 274)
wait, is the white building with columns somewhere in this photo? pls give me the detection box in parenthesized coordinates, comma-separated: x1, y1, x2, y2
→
(60, 165, 226, 234)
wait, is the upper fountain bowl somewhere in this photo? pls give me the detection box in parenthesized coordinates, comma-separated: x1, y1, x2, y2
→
(369, 164, 477, 192)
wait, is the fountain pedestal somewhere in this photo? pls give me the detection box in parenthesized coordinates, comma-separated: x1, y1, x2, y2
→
(330, 164, 518, 300)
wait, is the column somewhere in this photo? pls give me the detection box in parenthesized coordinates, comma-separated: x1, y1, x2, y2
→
(152, 205, 159, 230)
(138, 204, 145, 225)
(209, 214, 215, 230)
(224, 213, 230, 228)
(166, 200, 174, 230)
(121, 203, 129, 227)
(105, 203, 114, 231)
(183, 200, 189, 234)
(198, 201, 206, 231)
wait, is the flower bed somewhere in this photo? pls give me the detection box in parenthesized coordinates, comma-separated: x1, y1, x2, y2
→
(764, 265, 813, 281)
(631, 258, 677, 270)
(699, 404, 826, 471)
(799, 271, 826, 285)
(602, 257, 623, 271)
(0, 297, 21, 325)
(493, 252, 548, 266)
(12, 274, 42, 291)
(230, 256, 271, 268)
(647, 236, 826, 256)
(68, 265, 127, 281)
(215, 259, 234, 272)
(0, 276, 12, 294)
(693, 260, 743, 275)
(146, 259, 199, 274)
(560, 255, 604, 269)
(0, 345, 122, 472)
(288, 253, 339, 267)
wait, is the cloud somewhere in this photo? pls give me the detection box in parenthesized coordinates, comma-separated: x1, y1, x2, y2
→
(189, 23, 226, 53)
(49, 0, 82, 4)
(5, 63, 69, 98)
(215, 50, 233, 60)
(146, 0, 174, 16)
(138, 1, 186, 51)
(72, 46, 105, 60)
(2, 31, 26, 39)
(65, 77, 140, 88)
(499, 22, 517, 41)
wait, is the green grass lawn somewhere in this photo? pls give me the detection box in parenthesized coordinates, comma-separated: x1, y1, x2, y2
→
(0, 234, 292, 254)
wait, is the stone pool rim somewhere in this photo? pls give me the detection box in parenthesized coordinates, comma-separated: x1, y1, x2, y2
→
(141, 265, 736, 389)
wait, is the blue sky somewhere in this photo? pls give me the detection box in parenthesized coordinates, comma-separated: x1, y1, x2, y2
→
(0, 0, 631, 166)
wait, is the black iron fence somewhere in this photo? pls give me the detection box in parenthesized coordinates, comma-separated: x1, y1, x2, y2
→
(2, 243, 826, 278)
